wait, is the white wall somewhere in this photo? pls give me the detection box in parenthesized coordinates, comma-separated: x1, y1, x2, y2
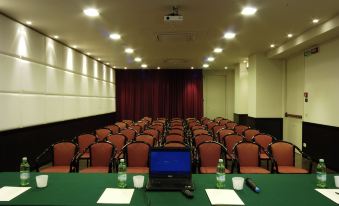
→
(234, 63, 248, 114)
(0, 14, 116, 131)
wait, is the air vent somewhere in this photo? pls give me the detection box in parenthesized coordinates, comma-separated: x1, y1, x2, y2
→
(156, 32, 194, 42)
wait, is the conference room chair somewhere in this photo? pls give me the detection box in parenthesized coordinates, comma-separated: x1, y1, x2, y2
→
(226, 122, 237, 130)
(78, 141, 115, 173)
(167, 128, 184, 136)
(216, 128, 235, 143)
(105, 134, 128, 158)
(136, 134, 157, 147)
(191, 125, 205, 131)
(115, 122, 128, 130)
(149, 124, 164, 136)
(234, 125, 249, 135)
(206, 121, 218, 131)
(142, 116, 152, 124)
(74, 133, 97, 166)
(196, 141, 232, 174)
(120, 128, 137, 142)
(129, 124, 142, 134)
(105, 124, 120, 134)
(143, 128, 160, 142)
(164, 134, 184, 144)
(193, 134, 213, 148)
(243, 128, 260, 141)
(221, 134, 244, 160)
(156, 117, 167, 124)
(95, 128, 112, 141)
(136, 120, 148, 132)
(188, 121, 200, 129)
(252, 133, 276, 168)
(268, 141, 313, 174)
(214, 117, 224, 123)
(163, 141, 190, 148)
(171, 125, 184, 130)
(212, 125, 225, 139)
(233, 141, 271, 174)
(192, 128, 209, 137)
(35, 141, 79, 173)
(119, 141, 151, 173)
(122, 119, 134, 127)
(201, 117, 211, 125)
(219, 119, 231, 126)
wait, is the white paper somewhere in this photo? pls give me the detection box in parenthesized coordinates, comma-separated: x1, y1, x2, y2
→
(206, 189, 245, 205)
(97, 188, 134, 204)
(0, 186, 31, 201)
(315, 189, 339, 204)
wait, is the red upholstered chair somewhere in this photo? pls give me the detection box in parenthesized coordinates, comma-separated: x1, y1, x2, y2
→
(115, 122, 128, 130)
(233, 141, 270, 174)
(212, 125, 225, 139)
(105, 124, 120, 134)
(79, 141, 115, 173)
(197, 141, 232, 174)
(217, 129, 235, 143)
(35, 141, 78, 173)
(214, 117, 224, 123)
(191, 125, 205, 131)
(95, 128, 112, 141)
(252, 133, 275, 168)
(122, 119, 134, 127)
(129, 124, 142, 134)
(75, 134, 97, 166)
(207, 121, 218, 131)
(149, 124, 164, 136)
(163, 141, 189, 148)
(192, 129, 209, 137)
(168, 129, 184, 136)
(193, 134, 213, 147)
(171, 125, 184, 130)
(243, 128, 260, 141)
(221, 134, 244, 160)
(189, 121, 200, 129)
(136, 120, 148, 132)
(165, 134, 184, 143)
(106, 134, 127, 158)
(219, 119, 231, 126)
(226, 122, 237, 129)
(234, 125, 249, 135)
(119, 141, 151, 173)
(268, 141, 312, 174)
(120, 128, 137, 142)
(201, 118, 211, 125)
(136, 134, 156, 147)
(143, 128, 160, 142)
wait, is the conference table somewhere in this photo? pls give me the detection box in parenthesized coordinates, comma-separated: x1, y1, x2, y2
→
(0, 172, 338, 205)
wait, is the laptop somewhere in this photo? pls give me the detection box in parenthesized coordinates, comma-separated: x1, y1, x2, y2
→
(146, 147, 194, 191)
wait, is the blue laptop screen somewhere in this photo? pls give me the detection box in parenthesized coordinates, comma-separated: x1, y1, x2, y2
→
(150, 150, 191, 174)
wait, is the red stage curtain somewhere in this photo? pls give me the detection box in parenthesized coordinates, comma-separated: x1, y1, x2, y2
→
(116, 69, 203, 121)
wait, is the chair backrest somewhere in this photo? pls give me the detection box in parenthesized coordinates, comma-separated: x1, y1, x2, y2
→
(268, 141, 295, 166)
(207, 121, 218, 131)
(197, 141, 226, 167)
(212, 125, 225, 138)
(96, 128, 112, 141)
(136, 121, 148, 132)
(189, 121, 200, 129)
(202, 118, 211, 125)
(143, 129, 159, 141)
(123, 141, 151, 167)
(168, 129, 184, 136)
(226, 122, 237, 129)
(53, 142, 78, 166)
(222, 134, 244, 155)
(234, 141, 260, 167)
(149, 124, 164, 135)
(171, 125, 184, 130)
(193, 134, 213, 147)
(136, 134, 156, 147)
(252, 133, 274, 152)
(122, 120, 134, 127)
(219, 119, 231, 126)
(76, 134, 97, 154)
(193, 129, 209, 137)
(165, 134, 184, 143)
(115, 122, 128, 130)
(243, 129, 260, 141)
(163, 141, 189, 148)
(130, 124, 142, 134)
(217, 129, 235, 142)
(120, 128, 137, 142)
(191, 125, 205, 131)
(105, 125, 120, 134)
(106, 134, 127, 156)
(214, 117, 224, 123)
(89, 141, 115, 168)
(234, 125, 249, 135)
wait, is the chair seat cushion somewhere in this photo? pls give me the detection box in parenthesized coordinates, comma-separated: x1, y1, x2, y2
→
(260, 153, 269, 159)
(40, 166, 71, 173)
(127, 167, 149, 173)
(80, 167, 109, 173)
(80, 152, 90, 159)
(277, 166, 309, 174)
(200, 167, 231, 174)
(240, 166, 270, 174)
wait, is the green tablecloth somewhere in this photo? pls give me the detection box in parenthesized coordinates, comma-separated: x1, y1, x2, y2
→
(0, 172, 338, 206)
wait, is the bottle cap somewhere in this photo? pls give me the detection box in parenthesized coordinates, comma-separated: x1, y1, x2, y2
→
(319, 159, 324, 163)
(120, 159, 125, 163)
(22, 157, 27, 161)
(218, 159, 223, 163)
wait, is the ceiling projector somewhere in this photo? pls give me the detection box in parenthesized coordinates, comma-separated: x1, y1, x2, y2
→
(164, 6, 183, 22)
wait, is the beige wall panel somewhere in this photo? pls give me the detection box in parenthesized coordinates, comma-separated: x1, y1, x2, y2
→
(0, 15, 17, 55)
(44, 95, 64, 123)
(0, 93, 22, 131)
(248, 55, 257, 117)
(226, 70, 235, 120)
(46, 38, 64, 68)
(21, 94, 45, 127)
(92, 79, 100, 97)
(0, 54, 22, 92)
(46, 66, 65, 95)
(64, 71, 80, 95)
(283, 118, 303, 149)
(63, 96, 79, 120)
(78, 97, 90, 118)
(79, 76, 89, 96)
(21, 60, 46, 94)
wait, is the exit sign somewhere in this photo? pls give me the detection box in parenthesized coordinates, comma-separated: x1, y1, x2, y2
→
(304, 46, 319, 57)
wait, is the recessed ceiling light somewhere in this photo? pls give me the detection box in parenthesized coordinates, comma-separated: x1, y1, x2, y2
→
(106, 62, 110, 65)
(312, 19, 319, 24)
(134, 57, 142, 62)
(224, 32, 236, 39)
(83, 8, 99, 17)
(73, 45, 77, 48)
(26, 21, 32, 25)
(243, 60, 247, 63)
(113, 66, 116, 68)
(109, 33, 121, 40)
(224, 66, 228, 70)
(241, 7, 257, 16)
(98, 58, 101, 61)
(207, 57, 215, 62)
(287, 33, 293, 38)
(191, 66, 194, 70)
(124, 67, 127, 70)
(213, 48, 223, 53)
(86, 52, 91, 55)
(157, 66, 161, 70)
(141, 64, 148, 68)
(203, 64, 209, 68)
(53, 35, 59, 39)
(270, 44, 275, 48)
(125, 48, 134, 54)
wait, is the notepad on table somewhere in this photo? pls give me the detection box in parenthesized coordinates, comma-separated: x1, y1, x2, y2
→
(205, 189, 245, 205)
(0, 186, 31, 201)
(97, 188, 134, 204)
(315, 189, 339, 204)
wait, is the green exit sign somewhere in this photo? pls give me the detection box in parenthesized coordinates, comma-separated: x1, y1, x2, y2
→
(304, 46, 319, 57)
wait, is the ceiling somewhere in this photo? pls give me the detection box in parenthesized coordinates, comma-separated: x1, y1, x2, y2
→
(0, 0, 339, 69)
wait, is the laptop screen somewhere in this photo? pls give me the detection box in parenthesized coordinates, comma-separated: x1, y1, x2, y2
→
(149, 148, 191, 175)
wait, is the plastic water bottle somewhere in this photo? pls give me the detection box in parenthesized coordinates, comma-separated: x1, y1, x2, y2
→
(20, 157, 30, 186)
(216, 159, 225, 188)
(117, 159, 127, 188)
(316, 158, 326, 188)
